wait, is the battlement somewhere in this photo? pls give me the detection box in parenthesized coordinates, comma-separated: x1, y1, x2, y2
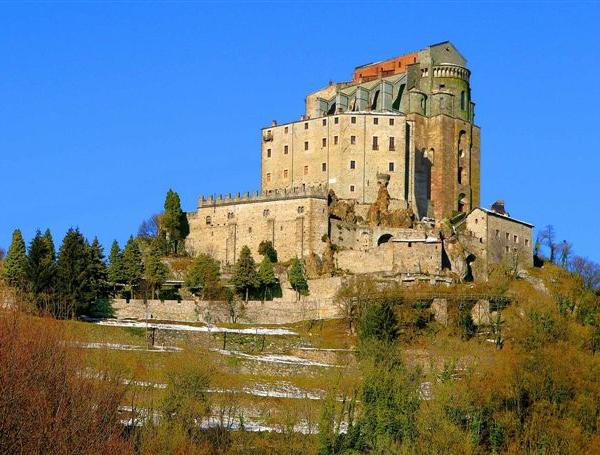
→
(197, 184, 328, 208)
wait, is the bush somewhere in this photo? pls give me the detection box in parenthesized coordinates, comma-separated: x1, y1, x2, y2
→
(0, 310, 132, 454)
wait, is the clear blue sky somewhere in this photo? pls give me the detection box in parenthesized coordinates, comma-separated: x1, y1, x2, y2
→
(1, 1, 599, 262)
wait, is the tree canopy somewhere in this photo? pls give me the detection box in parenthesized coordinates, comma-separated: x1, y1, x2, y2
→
(288, 257, 309, 298)
(185, 254, 222, 300)
(231, 245, 259, 301)
(3, 229, 28, 290)
(162, 189, 189, 255)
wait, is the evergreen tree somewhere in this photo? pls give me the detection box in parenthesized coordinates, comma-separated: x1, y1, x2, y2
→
(185, 254, 222, 300)
(27, 229, 56, 310)
(3, 229, 29, 290)
(258, 256, 277, 300)
(56, 228, 92, 318)
(258, 240, 278, 263)
(288, 257, 309, 299)
(107, 240, 125, 286)
(88, 238, 108, 301)
(122, 236, 144, 298)
(144, 241, 169, 299)
(162, 189, 189, 256)
(231, 245, 259, 302)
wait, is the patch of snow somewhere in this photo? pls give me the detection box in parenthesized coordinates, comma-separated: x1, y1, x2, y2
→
(96, 319, 296, 336)
(207, 382, 325, 401)
(297, 347, 355, 353)
(212, 349, 340, 368)
(75, 342, 182, 352)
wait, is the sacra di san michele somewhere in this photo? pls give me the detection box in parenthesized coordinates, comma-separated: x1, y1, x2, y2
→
(187, 41, 533, 281)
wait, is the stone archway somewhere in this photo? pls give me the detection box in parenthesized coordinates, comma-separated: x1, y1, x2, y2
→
(377, 233, 393, 246)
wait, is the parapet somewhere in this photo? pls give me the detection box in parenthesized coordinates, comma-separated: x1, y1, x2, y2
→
(197, 184, 329, 208)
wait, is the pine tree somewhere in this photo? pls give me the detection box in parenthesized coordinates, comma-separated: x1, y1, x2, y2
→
(144, 241, 169, 299)
(27, 229, 56, 310)
(231, 245, 259, 302)
(122, 236, 144, 299)
(162, 189, 189, 256)
(107, 240, 125, 286)
(288, 257, 309, 300)
(88, 238, 108, 301)
(258, 240, 278, 263)
(56, 228, 92, 318)
(258, 256, 276, 301)
(185, 253, 222, 300)
(3, 229, 29, 291)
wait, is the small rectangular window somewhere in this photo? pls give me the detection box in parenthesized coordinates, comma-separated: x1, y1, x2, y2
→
(372, 136, 379, 150)
(334, 117, 339, 124)
(205, 216, 211, 225)
(298, 206, 304, 214)
(283, 169, 288, 178)
(373, 117, 379, 125)
(389, 137, 395, 151)
(334, 135, 339, 145)
(388, 162, 394, 172)
(322, 137, 326, 147)
(350, 160, 356, 169)
(263, 209, 270, 217)
(284, 126, 289, 133)
(266, 173, 271, 182)
(284, 145, 289, 154)
(267, 148, 272, 158)
(304, 141, 309, 151)
(304, 122, 309, 130)
(322, 162, 326, 171)
(304, 165, 308, 175)
(525, 238, 530, 247)
(389, 118, 394, 126)
(351, 135, 356, 145)
(351, 116, 356, 124)
(506, 232, 510, 240)
(495, 229, 500, 238)
(322, 119, 327, 126)
(514, 235, 518, 243)
(350, 185, 355, 192)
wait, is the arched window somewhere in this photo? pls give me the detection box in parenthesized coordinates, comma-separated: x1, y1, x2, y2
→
(460, 91, 466, 111)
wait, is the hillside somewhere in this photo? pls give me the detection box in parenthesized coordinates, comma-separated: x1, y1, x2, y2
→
(1, 262, 599, 454)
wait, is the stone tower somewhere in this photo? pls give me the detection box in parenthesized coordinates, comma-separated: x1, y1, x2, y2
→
(260, 41, 480, 221)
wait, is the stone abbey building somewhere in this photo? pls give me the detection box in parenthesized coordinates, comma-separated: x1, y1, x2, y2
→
(187, 41, 532, 279)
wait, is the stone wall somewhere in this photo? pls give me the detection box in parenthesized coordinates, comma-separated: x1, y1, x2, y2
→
(186, 194, 329, 265)
(335, 240, 441, 275)
(112, 277, 343, 325)
(261, 113, 409, 204)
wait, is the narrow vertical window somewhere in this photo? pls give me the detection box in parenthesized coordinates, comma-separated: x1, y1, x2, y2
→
(322, 162, 326, 172)
(373, 117, 379, 125)
(388, 162, 395, 172)
(322, 138, 327, 147)
(266, 173, 271, 183)
(351, 116, 356, 124)
(334, 117, 339, 124)
(322, 119, 327, 126)
(304, 165, 308, 175)
(304, 122, 309, 129)
(267, 148, 271, 158)
(460, 91, 466, 111)
(284, 145, 289, 154)
(350, 135, 356, 145)
(389, 137, 395, 151)
(304, 141, 309, 151)
(334, 135, 339, 145)
(372, 136, 379, 150)
(350, 160, 356, 170)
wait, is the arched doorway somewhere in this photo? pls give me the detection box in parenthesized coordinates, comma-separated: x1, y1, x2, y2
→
(377, 233, 393, 246)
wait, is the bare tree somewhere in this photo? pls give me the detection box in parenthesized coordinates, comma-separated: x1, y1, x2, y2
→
(557, 240, 573, 269)
(137, 214, 161, 239)
(538, 225, 557, 263)
(570, 256, 600, 289)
